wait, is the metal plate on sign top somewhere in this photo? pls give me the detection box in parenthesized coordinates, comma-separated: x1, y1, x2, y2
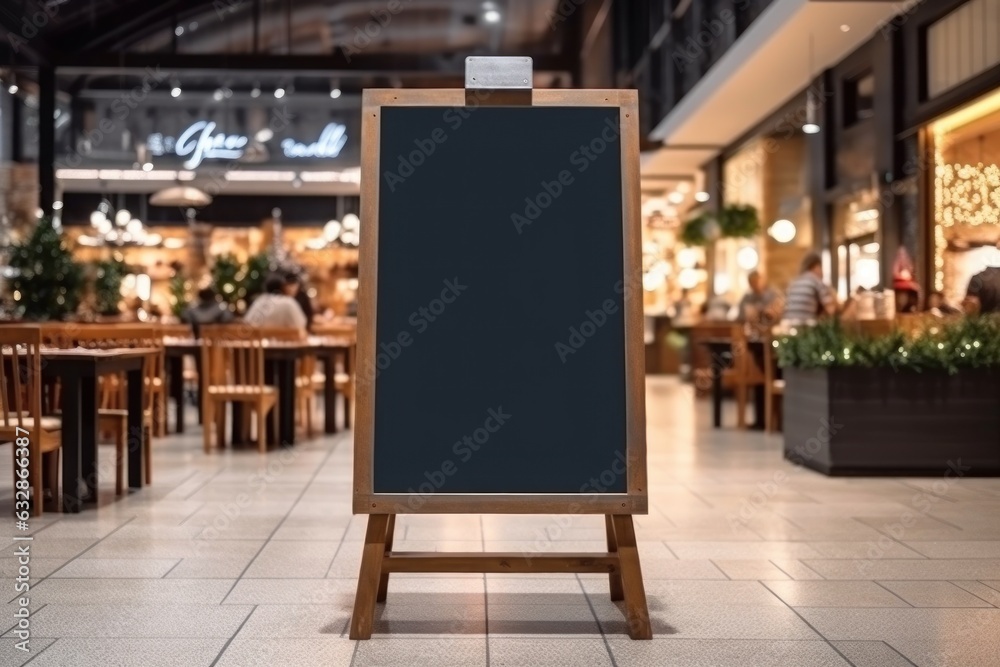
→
(465, 56, 533, 90)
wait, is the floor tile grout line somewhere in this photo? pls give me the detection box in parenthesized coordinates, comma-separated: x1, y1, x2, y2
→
(767, 559, 797, 580)
(220, 438, 343, 604)
(575, 573, 618, 667)
(480, 515, 490, 667)
(661, 542, 680, 560)
(1, 603, 47, 638)
(176, 501, 208, 526)
(794, 560, 827, 580)
(21, 634, 57, 666)
(871, 581, 915, 607)
(321, 519, 355, 579)
(347, 636, 362, 667)
(7, 517, 138, 604)
(161, 559, 183, 578)
(708, 559, 731, 580)
(980, 580, 1000, 595)
(950, 581, 999, 607)
(755, 581, 860, 667)
(207, 603, 257, 667)
(182, 469, 226, 502)
(879, 640, 921, 667)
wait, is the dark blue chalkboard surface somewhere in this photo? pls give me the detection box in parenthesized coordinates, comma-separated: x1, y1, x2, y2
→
(372, 106, 627, 495)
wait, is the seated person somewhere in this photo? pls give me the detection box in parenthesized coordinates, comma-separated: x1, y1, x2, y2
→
(243, 276, 308, 332)
(182, 287, 233, 337)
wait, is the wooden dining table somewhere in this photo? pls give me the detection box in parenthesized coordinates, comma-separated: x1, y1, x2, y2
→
(164, 336, 354, 445)
(41, 347, 154, 512)
(699, 337, 767, 429)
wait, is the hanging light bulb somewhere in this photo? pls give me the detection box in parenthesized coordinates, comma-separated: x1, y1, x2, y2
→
(802, 34, 821, 135)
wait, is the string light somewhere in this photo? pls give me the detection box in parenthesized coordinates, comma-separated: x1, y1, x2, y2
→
(936, 162, 1000, 227)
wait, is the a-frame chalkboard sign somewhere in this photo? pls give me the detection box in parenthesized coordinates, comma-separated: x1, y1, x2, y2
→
(351, 57, 650, 639)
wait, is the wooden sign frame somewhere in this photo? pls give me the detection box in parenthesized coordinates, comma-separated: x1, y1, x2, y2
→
(351, 87, 650, 640)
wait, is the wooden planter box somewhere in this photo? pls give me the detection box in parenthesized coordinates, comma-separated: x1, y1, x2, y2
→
(783, 367, 1000, 476)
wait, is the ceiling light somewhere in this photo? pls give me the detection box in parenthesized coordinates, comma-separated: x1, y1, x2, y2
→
(483, 9, 501, 23)
(342, 213, 360, 232)
(330, 87, 341, 99)
(769, 219, 797, 243)
(7, 83, 17, 95)
(189, 21, 198, 31)
(115, 209, 132, 227)
(250, 84, 261, 98)
(174, 26, 184, 36)
(694, 191, 710, 203)
(803, 122, 821, 134)
(840, 24, 851, 32)
(142, 162, 154, 172)
(737, 246, 760, 271)
(667, 191, 685, 205)
(212, 88, 224, 102)
(255, 128, 274, 142)
(52, 200, 63, 211)
(170, 85, 182, 98)
(274, 87, 285, 99)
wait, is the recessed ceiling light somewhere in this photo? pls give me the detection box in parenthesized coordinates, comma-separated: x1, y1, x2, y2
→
(840, 24, 851, 32)
(274, 87, 285, 99)
(484, 9, 501, 23)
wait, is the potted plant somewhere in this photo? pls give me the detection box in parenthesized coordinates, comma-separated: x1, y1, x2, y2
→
(775, 318, 1000, 475)
(6, 216, 84, 321)
(93, 257, 128, 316)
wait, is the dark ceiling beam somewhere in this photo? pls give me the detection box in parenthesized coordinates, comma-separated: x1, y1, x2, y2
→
(52, 52, 575, 77)
(49, 0, 193, 53)
(0, 1, 53, 65)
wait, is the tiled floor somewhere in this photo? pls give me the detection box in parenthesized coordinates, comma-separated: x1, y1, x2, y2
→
(2, 377, 1000, 666)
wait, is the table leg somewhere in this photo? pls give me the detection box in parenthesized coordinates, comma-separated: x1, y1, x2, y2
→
(278, 359, 296, 446)
(711, 372, 722, 428)
(81, 375, 99, 504)
(60, 377, 83, 513)
(127, 366, 144, 489)
(167, 355, 185, 434)
(343, 347, 352, 429)
(753, 385, 766, 429)
(324, 352, 337, 435)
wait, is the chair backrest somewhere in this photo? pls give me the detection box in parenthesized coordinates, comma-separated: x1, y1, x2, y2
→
(200, 325, 268, 389)
(65, 324, 162, 413)
(0, 325, 43, 431)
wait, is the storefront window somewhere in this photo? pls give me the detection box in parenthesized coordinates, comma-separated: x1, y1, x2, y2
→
(931, 89, 1000, 306)
(833, 193, 881, 300)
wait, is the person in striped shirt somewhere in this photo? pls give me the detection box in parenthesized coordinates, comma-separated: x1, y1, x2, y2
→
(782, 252, 837, 323)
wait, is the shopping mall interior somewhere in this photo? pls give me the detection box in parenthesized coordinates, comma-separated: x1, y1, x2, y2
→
(1, 1, 999, 666)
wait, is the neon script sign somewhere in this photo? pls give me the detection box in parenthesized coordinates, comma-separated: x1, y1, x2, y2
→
(148, 121, 248, 169)
(148, 121, 348, 168)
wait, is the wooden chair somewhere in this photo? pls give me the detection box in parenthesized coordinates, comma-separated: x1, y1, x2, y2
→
(246, 326, 317, 437)
(763, 336, 784, 433)
(201, 327, 278, 453)
(0, 325, 60, 516)
(58, 324, 160, 493)
(732, 325, 766, 430)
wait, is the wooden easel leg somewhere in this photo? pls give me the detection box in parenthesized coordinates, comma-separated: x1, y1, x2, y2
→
(350, 514, 391, 640)
(376, 514, 396, 602)
(611, 515, 652, 639)
(604, 515, 624, 601)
